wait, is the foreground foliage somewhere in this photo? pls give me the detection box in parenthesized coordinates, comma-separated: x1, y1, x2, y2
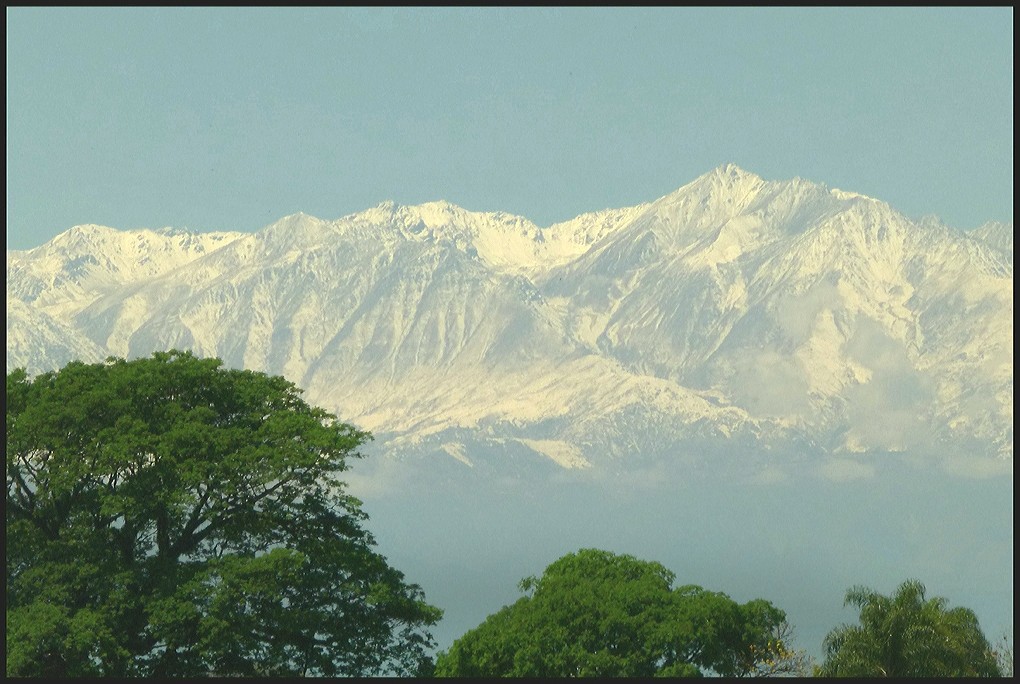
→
(433, 548, 808, 677)
(817, 579, 1002, 677)
(6, 351, 441, 677)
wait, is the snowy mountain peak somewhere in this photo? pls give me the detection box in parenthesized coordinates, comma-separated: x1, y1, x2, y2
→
(7, 166, 1013, 470)
(652, 163, 768, 217)
(697, 162, 764, 190)
(265, 211, 324, 228)
(255, 213, 337, 254)
(51, 223, 117, 247)
(714, 162, 761, 182)
(970, 221, 1013, 255)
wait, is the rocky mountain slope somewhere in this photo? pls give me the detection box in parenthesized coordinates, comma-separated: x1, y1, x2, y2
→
(8, 165, 1012, 468)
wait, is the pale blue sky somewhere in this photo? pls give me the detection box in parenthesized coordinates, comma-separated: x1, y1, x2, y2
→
(6, 6, 1014, 250)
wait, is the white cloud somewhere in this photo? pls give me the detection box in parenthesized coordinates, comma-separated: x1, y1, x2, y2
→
(843, 317, 935, 452)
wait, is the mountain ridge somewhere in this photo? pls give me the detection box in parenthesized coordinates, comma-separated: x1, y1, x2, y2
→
(7, 165, 1013, 472)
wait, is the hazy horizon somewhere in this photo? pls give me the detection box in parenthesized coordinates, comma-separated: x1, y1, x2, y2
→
(344, 443, 1013, 664)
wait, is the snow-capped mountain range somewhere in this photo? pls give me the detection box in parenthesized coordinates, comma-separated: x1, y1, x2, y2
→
(7, 165, 1013, 468)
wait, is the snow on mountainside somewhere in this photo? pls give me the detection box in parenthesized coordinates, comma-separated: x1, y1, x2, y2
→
(6, 165, 1013, 468)
(7, 225, 245, 319)
(969, 221, 1013, 261)
(6, 297, 106, 372)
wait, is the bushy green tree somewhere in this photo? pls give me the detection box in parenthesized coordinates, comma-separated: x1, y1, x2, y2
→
(6, 351, 441, 677)
(817, 579, 1001, 677)
(434, 548, 803, 677)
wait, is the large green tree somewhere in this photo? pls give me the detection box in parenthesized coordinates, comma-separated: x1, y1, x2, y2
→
(433, 548, 806, 678)
(6, 351, 441, 677)
(817, 579, 1002, 677)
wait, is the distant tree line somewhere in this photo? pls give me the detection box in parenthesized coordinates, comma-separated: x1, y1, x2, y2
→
(6, 352, 1010, 677)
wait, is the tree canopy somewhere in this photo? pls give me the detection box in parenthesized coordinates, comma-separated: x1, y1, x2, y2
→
(6, 351, 441, 677)
(433, 548, 806, 678)
(817, 578, 1002, 677)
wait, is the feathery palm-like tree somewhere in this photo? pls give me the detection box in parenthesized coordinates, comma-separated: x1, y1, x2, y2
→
(817, 579, 1001, 677)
